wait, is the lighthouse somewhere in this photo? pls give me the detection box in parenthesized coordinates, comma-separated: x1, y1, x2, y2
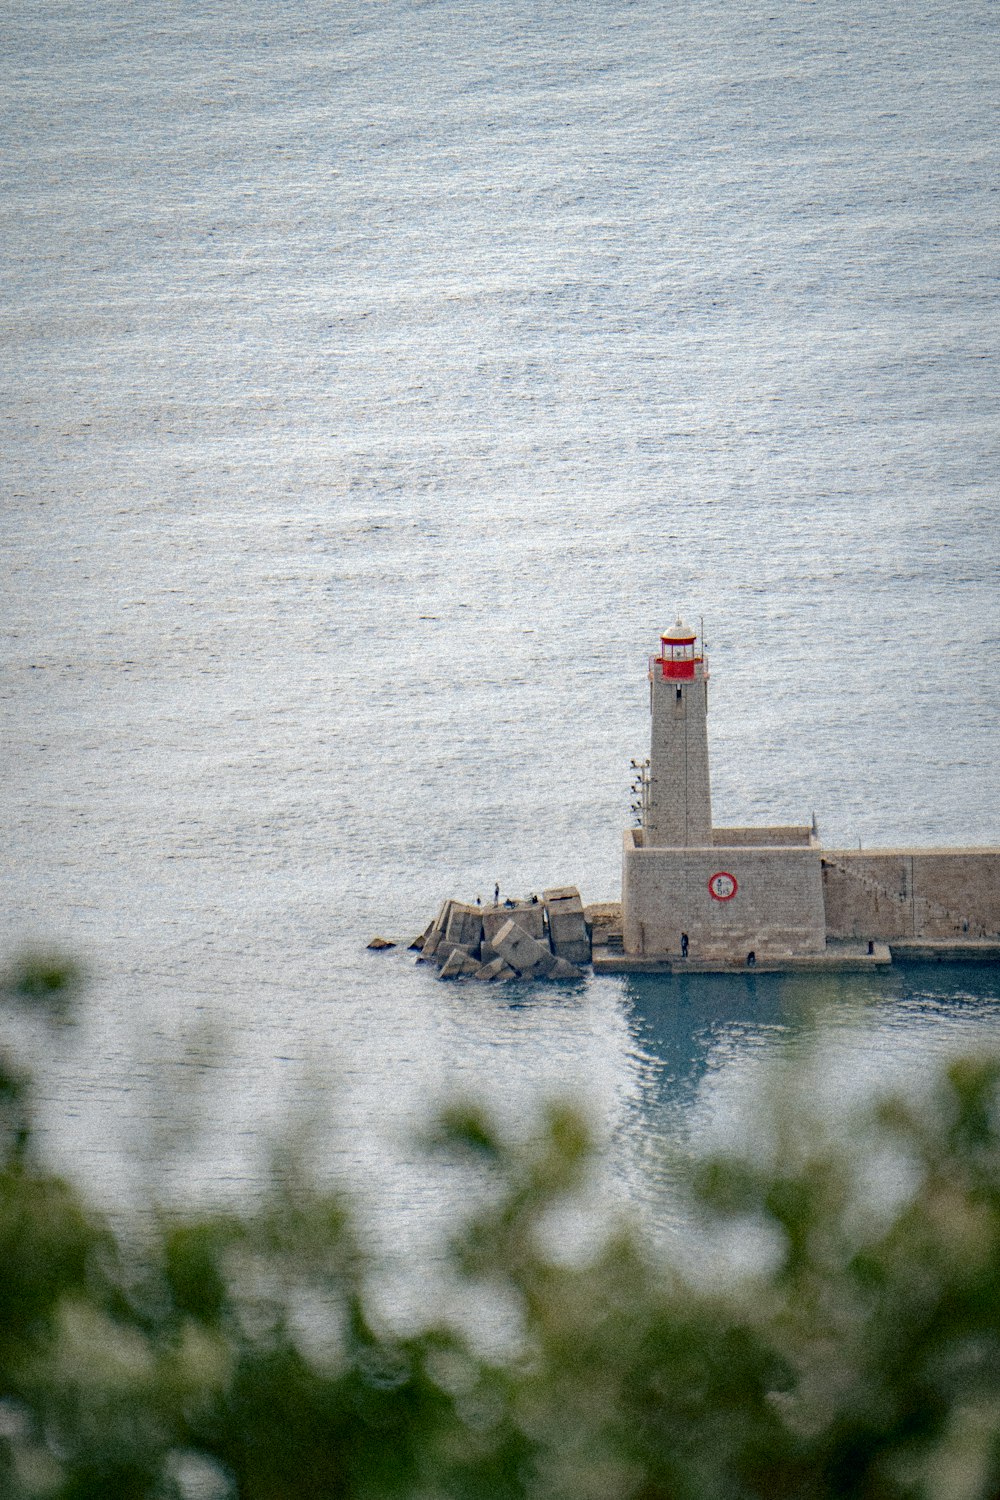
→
(615, 613, 1000, 971)
(622, 615, 826, 962)
(645, 618, 712, 847)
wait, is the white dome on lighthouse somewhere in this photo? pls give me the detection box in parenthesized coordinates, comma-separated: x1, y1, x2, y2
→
(661, 617, 696, 642)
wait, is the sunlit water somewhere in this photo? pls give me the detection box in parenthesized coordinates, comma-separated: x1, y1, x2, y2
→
(3, 0, 999, 1277)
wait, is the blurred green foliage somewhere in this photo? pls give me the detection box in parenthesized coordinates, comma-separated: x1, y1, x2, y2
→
(2, 957, 1000, 1499)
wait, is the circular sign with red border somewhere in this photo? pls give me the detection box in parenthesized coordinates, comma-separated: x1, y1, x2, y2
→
(708, 871, 738, 902)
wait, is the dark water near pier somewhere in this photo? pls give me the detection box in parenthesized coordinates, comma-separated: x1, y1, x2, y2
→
(3, 0, 999, 1269)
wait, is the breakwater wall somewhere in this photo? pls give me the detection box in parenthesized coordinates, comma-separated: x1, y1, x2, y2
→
(822, 849, 1000, 942)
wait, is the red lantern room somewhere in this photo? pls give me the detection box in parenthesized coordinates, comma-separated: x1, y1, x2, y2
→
(657, 618, 699, 679)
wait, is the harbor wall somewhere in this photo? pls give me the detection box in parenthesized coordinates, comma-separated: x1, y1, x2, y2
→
(712, 825, 815, 848)
(822, 850, 1000, 941)
(622, 833, 826, 959)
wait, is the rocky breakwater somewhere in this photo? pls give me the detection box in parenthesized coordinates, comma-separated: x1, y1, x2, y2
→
(409, 887, 591, 982)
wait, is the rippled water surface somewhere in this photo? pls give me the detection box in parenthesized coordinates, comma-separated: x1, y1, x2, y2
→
(3, 0, 999, 1252)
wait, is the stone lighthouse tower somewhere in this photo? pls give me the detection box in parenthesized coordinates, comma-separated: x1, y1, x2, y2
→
(645, 618, 712, 847)
(624, 614, 826, 963)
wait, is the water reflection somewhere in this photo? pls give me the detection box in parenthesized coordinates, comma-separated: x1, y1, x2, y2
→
(615, 963, 1000, 1225)
(622, 970, 856, 1128)
(626, 964, 1000, 1112)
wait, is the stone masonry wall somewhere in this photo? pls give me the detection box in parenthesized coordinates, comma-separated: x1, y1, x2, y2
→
(822, 850, 1000, 940)
(622, 834, 826, 959)
(712, 826, 813, 848)
(646, 670, 712, 848)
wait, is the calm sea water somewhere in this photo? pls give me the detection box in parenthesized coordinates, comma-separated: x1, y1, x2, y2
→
(3, 0, 999, 1267)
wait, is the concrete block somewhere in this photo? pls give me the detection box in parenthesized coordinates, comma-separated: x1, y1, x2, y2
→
(493, 919, 557, 976)
(521, 903, 547, 940)
(460, 954, 482, 977)
(492, 919, 538, 972)
(366, 936, 395, 949)
(432, 900, 454, 935)
(585, 902, 623, 941)
(443, 906, 464, 944)
(483, 902, 545, 943)
(548, 956, 584, 980)
(426, 940, 471, 970)
(553, 940, 591, 966)
(543, 885, 582, 905)
(420, 930, 442, 960)
(479, 941, 498, 965)
(472, 958, 519, 982)
(545, 896, 584, 919)
(439, 947, 467, 979)
(446, 903, 484, 949)
(546, 904, 590, 965)
(481, 910, 507, 943)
